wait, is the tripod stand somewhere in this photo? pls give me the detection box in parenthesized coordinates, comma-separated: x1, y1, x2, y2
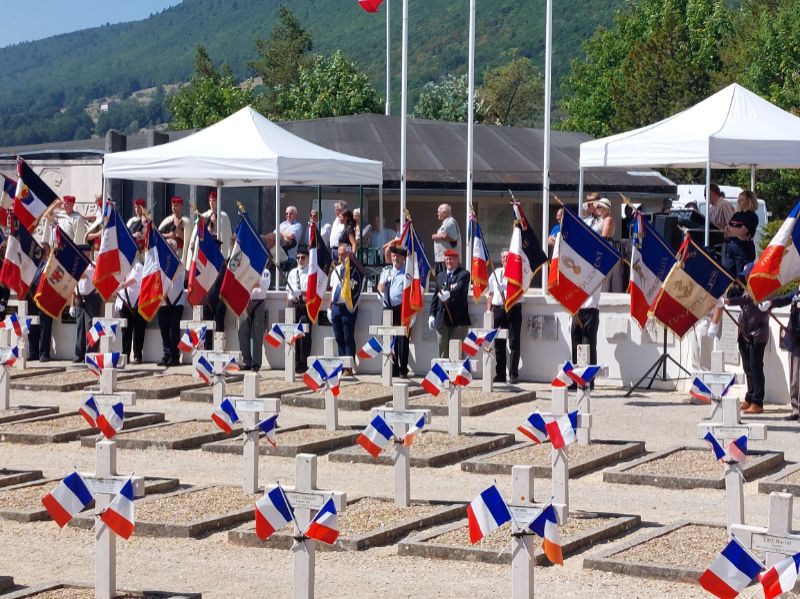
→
(625, 325, 690, 396)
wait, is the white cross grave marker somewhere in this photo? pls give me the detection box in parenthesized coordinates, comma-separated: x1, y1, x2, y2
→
(478, 311, 507, 394)
(574, 343, 608, 445)
(180, 305, 217, 363)
(271, 453, 345, 599)
(193, 348, 242, 408)
(368, 309, 407, 387)
(372, 382, 430, 507)
(227, 372, 280, 494)
(506, 465, 538, 599)
(697, 389, 767, 527)
(307, 337, 353, 431)
(270, 307, 309, 383)
(7, 299, 40, 370)
(431, 340, 478, 436)
(93, 303, 128, 394)
(0, 301, 41, 408)
(701, 349, 736, 421)
(731, 492, 800, 570)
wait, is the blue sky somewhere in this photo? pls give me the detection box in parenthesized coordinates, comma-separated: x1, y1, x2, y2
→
(2, 1, 181, 47)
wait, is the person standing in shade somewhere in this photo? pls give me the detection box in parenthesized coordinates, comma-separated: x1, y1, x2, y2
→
(486, 249, 521, 384)
(327, 200, 347, 251)
(277, 205, 303, 274)
(722, 190, 759, 279)
(570, 287, 600, 389)
(773, 286, 800, 420)
(159, 196, 191, 265)
(327, 244, 363, 374)
(238, 266, 271, 371)
(51, 195, 87, 242)
(27, 244, 52, 362)
(378, 246, 410, 377)
(432, 203, 461, 274)
(126, 198, 148, 244)
(115, 254, 145, 364)
(429, 248, 471, 358)
(337, 209, 358, 258)
(707, 183, 736, 231)
(156, 264, 186, 367)
(287, 245, 312, 374)
(72, 245, 100, 363)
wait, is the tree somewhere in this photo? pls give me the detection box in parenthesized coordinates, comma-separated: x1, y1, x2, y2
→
(479, 54, 544, 127)
(249, 5, 313, 91)
(268, 50, 382, 120)
(412, 74, 483, 123)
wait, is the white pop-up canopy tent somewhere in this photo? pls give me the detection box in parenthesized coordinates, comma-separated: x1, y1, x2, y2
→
(578, 83, 800, 242)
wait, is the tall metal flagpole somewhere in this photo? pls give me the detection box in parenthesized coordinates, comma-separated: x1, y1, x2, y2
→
(399, 0, 408, 226)
(541, 0, 553, 291)
(465, 0, 476, 272)
(385, 0, 391, 115)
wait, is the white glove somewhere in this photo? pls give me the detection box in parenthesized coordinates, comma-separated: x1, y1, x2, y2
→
(792, 294, 800, 305)
(326, 309, 333, 322)
(69, 305, 76, 318)
(707, 323, 719, 337)
(289, 289, 300, 300)
(428, 316, 435, 331)
(438, 290, 451, 302)
(759, 300, 772, 312)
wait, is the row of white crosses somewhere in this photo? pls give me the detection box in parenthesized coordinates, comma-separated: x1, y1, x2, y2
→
(0, 301, 38, 410)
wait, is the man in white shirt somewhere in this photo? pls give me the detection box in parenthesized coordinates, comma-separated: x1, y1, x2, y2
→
(570, 286, 601, 389)
(378, 246, 409, 377)
(328, 200, 347, 250)
(187, 191, 233, 262)
(287, 245, 311, 374)
(51, 195, 88, 242)
(72, 245, 101, 362)
(126, 198, 149, 245)
(115, 256, 145, 364)
(486, 249, 521, 384)
(327, 244, 364, 374)
(277, 205, 304, 274)
(158, 196, 191, 265)
(431, 203, 462, 274)
(238, 267, 271, 371)
(156, 263, 186, 367)
(707, 183, 735, 232)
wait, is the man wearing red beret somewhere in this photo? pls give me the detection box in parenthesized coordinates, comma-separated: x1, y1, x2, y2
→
(158, 196, 191, 264)
(429, 248, 471, 358)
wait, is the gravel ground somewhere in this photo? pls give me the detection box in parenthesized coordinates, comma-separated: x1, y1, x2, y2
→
(21, 371, 97, 384)
(3, 415, 87, 433)
(411, 389, 521, 407)
(277, 428, 351, 444)
(363, 431, 476, 457)
(339, 498, 435, 534)
(117, 421, 219, 440)
(612, 524, 728, 566)
(478, 442, 619, 466)
(26, 591, 141, 599)
(136, 486, 254, 523)
(335, 382, 395, 399)
(625, 448, 723, 477)
(1, 481, 51, 510)
(776, 467, 800, 484)
(118, 374, 197, 390)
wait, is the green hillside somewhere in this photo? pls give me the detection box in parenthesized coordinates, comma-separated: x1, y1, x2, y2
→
(0, 0, 623, 143)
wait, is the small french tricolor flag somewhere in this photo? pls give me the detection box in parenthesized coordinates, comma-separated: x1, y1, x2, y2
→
(0, 313, 31, 337)
(255, 485, 294, 541)
(402, 414, 426, 447)
(87, 321, 117, 347)
(264, 324, 285, 349)
(100, 477, 136, 540)
(0, 345, 19, 367)
(726, 435, 748, 465)
(357, 414, 395, 458)
(545, 412, 578, 450)
(422, 363, 449, 396)
(690, 377, 713, 404)
(211, 398, 240, 434)
(304, 497, 340, 545)
(517, 412, 548, 444)
(699, 537, 763, 599)
(86, 352, 121, 377)
(704, 431, 727, 461)
(467, 484, 512, 544)
(759, 552, 800, 599)
(79, 396, 100, 428)
(453, 358, 473, 387)
(357, 337, 383, 361)
(258, 414, 279, 447)
(528, 503, 563, 565)
(178, 326, 205, 353)
(551, 361, 601, 389)
(289, 323, 305, 345)
(41, 471, 94, 528)
(96, 402, 124, 439)
(195, 355, 214, 384)
(303, 359, 327, 392)
(462, 330, 481, 357)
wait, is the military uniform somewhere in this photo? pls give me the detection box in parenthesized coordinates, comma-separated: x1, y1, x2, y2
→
(287, 260, 311, 373)
(378, 260, 409, 377)
(430, 265, 471, 358)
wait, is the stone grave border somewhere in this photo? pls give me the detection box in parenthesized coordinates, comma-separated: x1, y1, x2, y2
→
(405, 387, 537, 417)
(229, 497, 467, 552)
(460, 440, 646, 477)
(2, 582, 201, 598)
(10, 366, 65, 380)
(0, 411, 165, 445)
(79, 419, 238, 451)
(0, 406, 58, 426)
(0, 468, 42, 488)
(117, 373, 233, 399)
(602, 445, 785, 489)
(398, 511, 641, 566)
(10, 369, 141, 392)
(758, 463, 800, 495)
(280, 384, 427, 411)
(202, 424, 362, 458)
(328, 431, 516, 468)
(180, 378, 304, 403)
(0, 576, 13, 594)
(583, 519, 723, 582)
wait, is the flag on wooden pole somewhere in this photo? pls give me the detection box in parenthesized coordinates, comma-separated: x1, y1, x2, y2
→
(505, 201, 547, 311)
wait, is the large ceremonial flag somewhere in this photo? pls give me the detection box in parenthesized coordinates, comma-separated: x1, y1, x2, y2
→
(220, 210, 270, 316)
(138, 223, 182, 322)
(398, 219, 432, 327)
(628, 212, 676, 327)
(749, 200, 800, 302)
(505, 201, 547, 312)
(0, 217, 43, 298)
(547, 206, 621, 314)
(187, 216, 225, 306)
(306, 222, 331, 324)
(34, 227, 90, 318)
(14, 157, 58, 232)
(100, 477, 136, 540)
(255, 485, 295, 541)
(93, 201, 138, 301)
(467, 484, 511, 544)
(649, 235, 734, 338)
(760, 553, 800, 599)
(41, 472, 93, 528)
(700, 537, 763, 598)
(469, 218, 490, 301)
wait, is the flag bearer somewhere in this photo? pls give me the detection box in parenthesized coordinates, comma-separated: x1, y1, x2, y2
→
(287, 244, 312, 374)
(378, 245, 410, 378)
(156, 263, 186, 367)
(486, 249, 521, 384)
(238, 267, 271, 371)
(327, 243, 364, 374)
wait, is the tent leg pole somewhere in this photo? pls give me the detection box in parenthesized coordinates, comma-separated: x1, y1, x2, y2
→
(578, 168, 584, 215)
(750, 165, 756, 193)
(705, 164, 711, 246)
(276, 181, 281, 290)
(379, 184, 384, 248)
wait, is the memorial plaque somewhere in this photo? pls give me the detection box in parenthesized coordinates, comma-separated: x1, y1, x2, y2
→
(376, 409, 426, 425)
(509, 505, 540, 526)
(718, 323, 740, 364)
(285, 490, 326, 510)
(541, 315, 559, 341)
(85, 476, 145, 497)
(234, 399, 279, 413)
(751, 533, 800, 555)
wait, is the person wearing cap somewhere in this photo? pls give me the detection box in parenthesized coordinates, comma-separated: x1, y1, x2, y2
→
(725, 262, 773, 414)
(486, 249, 521, 384)
(595, 198, 614, 239)
(378, 245, 410, 377)
(238, 266, 271, 371)
(287, 244, 312, 373)
(71, 244, 101, 363)
(432, 204, 462, 274)
(83, 195, 105, 250)
(115, 250, 145, 364)
(127, 198, 149, 243)
(582, 192, 601, 230)
(51, 195, 87, 242)
(159, 196, 191, 265)
(429, 248, 471, 358)
(327, 243, 364, 374)
(156, 257, 187, 367)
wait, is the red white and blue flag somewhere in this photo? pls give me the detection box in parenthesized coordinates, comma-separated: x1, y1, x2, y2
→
(87, 320, 118, 347)
(100, 477, 136, 540)
(421, 363, 449, 396)
(357, 414, 395, 458)
(517, 412, 549, 444)
(264, 324, 286, 349)
(469, 218, 490, 301)
(139, 223, 182, 322)
(726, 435, 748, 465)
(34, 227, 90, 318)
(547, 207, 621, 314)
(303, 359, 343, 397)
(93, 201, 139, 301)
(187, 216, 225, 306)
(357, 337, 383, 361)
(96, 402, 124, 439)
(704, 431, 727, 461)
(195, 355, 214, 384)
(402, 414, 427, 447)
(0, 313, 32, 337)
(0, 174, 16, 226)
(258, 415, 278, 447)
(690, 377, 713, 404)
(527, 503, 563, 565)
(357, 0, 384, 12)
(304, 497, 340, 545)
(14, 157, 58, 232)
(0, 346, 19, 368)
(545, 413, 578, 450)
(650, 235, 735, 338)
(42, 471, 94, 528)
(700, 537, 763, 599)
(551, 361, 601, 389)
(462, 328, 499, 357)
(505, 201, 547, 311)
(759, 553, 800, 599)
(177, 325, 207, 353)
(749, 200, 800, 302)
(306, 222, 332, 325)
(629, 212, 676, 327)
(220, 210, 270, 316)
(398, 219, 431, 327)
(211, 398, 240, 434)
(79, 396, 100, 428)
(85, 352, 122, 377)
(0, 217, 43, 298)
(467, 484, 512, 544)
(255, 485, 295, 541)
(453, 359, 473, 387)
